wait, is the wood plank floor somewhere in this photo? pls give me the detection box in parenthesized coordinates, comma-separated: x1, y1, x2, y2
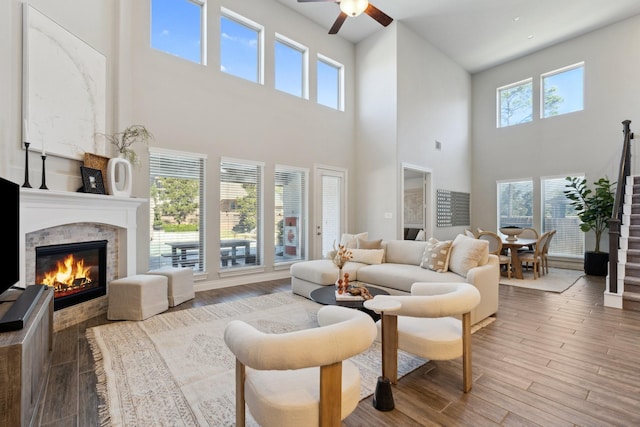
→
(36, 274, 640, 426)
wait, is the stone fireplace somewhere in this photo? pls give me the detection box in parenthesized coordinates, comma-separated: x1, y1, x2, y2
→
(20, 188, 145, 331)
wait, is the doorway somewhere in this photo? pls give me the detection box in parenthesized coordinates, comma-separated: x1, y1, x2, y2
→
(314, 166, 347, 258)
(402, 165, 431, 239)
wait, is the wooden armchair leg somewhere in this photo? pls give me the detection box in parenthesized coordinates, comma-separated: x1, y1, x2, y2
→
(462, 312, 473, 393)
(381, 313, 398, 384)
(236, 359, 246, 426)
(319, 362, 342, 427)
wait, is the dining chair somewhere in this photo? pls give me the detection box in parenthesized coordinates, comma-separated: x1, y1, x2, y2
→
(224, 305, 377, 427)
(464, 228, 476, 238)
(477, 231, 511, 278)
(519, 231, 549, 279)
(541, 229, 556, 274)
(517, 227, 539, 254)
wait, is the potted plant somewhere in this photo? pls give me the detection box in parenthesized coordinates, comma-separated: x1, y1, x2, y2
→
(563, 176, 615, 276)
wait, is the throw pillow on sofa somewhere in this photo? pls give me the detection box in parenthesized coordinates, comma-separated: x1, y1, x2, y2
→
(420, 237, 452, 272)
(350, 248, 385, 265)
(357, 238, 383, 249)
(340, 232, 368, 249)
(448, 234, 489, 277)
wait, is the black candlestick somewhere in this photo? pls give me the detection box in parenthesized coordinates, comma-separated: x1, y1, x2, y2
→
(39, 155, 48, 190)
(22, 142, 32, 188)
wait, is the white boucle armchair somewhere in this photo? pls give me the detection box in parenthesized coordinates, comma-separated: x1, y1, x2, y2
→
(223, 305, 377, 427)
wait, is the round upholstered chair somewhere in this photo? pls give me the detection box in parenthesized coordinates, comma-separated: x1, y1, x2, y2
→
(369, 282, 481, 392)
(224, 305, 377, 427)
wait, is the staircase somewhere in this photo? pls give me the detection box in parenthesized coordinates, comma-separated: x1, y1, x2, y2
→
(622, 175, 640, 311)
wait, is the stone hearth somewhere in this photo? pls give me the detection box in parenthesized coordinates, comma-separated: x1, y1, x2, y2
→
(20, 188, 145, 331)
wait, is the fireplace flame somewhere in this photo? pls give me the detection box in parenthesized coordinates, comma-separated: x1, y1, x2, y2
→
(42, 254, 93, 289)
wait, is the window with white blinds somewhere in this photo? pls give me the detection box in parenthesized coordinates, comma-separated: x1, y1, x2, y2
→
(275, 166, 307, 263)
(149, 148, 206, 272)
(497, 179, 533, 228)
(542, 176, 584, 257)
(220, 158, 263, 268)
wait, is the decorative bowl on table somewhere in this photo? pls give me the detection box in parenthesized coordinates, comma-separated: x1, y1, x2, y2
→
(499, 226, 524, 241)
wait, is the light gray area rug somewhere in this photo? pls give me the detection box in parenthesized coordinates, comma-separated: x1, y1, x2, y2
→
(500, 267, 584, 292)
(86, 292, 427, 426)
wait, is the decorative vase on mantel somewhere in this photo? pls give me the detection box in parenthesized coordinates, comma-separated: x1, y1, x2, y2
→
(107, 154, 132, 197)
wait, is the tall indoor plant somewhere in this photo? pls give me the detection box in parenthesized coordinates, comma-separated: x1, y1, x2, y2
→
(564, 176, 615, 276)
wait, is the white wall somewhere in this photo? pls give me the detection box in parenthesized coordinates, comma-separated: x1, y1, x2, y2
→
(354, 22, 472, 242)
(354, 24, 398, 241)
(471, 14, 640, 254)
(396, 23, 472, 241)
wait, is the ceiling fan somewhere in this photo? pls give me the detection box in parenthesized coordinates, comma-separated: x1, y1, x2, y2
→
(297, 0, 393, 35)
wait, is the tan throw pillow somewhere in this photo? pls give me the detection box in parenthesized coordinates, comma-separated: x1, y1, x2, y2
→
(350, 248, 385, 265)
(448, 234, 489, 277)
(420, 238, 452, 272)
(357, 238, 383, 249)
(340, 232, 368, 249)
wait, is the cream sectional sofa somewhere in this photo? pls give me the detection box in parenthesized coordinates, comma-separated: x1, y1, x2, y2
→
(290, 236, 500, 325)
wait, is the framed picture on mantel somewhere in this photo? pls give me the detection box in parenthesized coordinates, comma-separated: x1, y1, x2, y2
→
(80, 167, 105, 195)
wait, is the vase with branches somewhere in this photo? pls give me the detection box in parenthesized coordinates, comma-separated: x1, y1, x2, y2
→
(102, 125, 153, 167)
(332, 243, 353, 289)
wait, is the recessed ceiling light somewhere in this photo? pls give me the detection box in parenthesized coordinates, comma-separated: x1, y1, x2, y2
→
(527, 34, 534, 39)
(513, 16, 520, 22)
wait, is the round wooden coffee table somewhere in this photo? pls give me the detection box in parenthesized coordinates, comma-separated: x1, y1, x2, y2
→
(310, 285, 389, 320)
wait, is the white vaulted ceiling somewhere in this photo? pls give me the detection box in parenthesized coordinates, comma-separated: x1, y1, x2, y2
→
(278, 0, 640, 73)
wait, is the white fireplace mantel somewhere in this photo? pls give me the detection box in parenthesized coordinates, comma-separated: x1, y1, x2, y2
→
(20, 188, 146, 287)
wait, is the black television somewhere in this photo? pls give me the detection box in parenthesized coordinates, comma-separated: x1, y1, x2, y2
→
(0, 177, 19, 296)
(0, 177, 45, 332)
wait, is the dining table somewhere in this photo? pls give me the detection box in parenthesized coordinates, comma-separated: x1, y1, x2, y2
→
(500, 237, 537, 279)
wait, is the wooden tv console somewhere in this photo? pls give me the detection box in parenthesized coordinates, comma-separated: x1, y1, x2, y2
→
(0, 286, 53, 427)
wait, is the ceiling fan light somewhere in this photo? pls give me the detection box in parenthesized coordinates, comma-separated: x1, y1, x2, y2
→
(340, 0, 368, 17)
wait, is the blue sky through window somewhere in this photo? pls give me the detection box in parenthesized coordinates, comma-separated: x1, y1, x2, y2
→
(151, 0, 202, 64)
(220, 16, 259, 83)
(317, 59, 339, 109)
(151, 1, 342, 110)
(275, 40, 303, 97)
(543, 65, 584, 117)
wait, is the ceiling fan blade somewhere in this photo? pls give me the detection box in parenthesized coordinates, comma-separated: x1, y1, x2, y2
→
(365, 4, 393, 27)
(329, 12, 348, 34)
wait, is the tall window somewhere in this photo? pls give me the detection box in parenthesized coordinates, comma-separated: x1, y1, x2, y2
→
(220, 8, 263, 84)
(542, 176, 584, 257)
(220, 159, 263, 269)
(149, 148, 206, 273)
(151, 0, 206, 64)
(317, 54, 343, 110)
(497, 78, 532, 128)
(275, 166, 307, 263)
(275, 35, 307, 98)
(541, 62, 584, 118)
(497, 180, 533, 228)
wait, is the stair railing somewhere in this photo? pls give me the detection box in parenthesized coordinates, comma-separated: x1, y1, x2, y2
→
(608, 120, 633, 294)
